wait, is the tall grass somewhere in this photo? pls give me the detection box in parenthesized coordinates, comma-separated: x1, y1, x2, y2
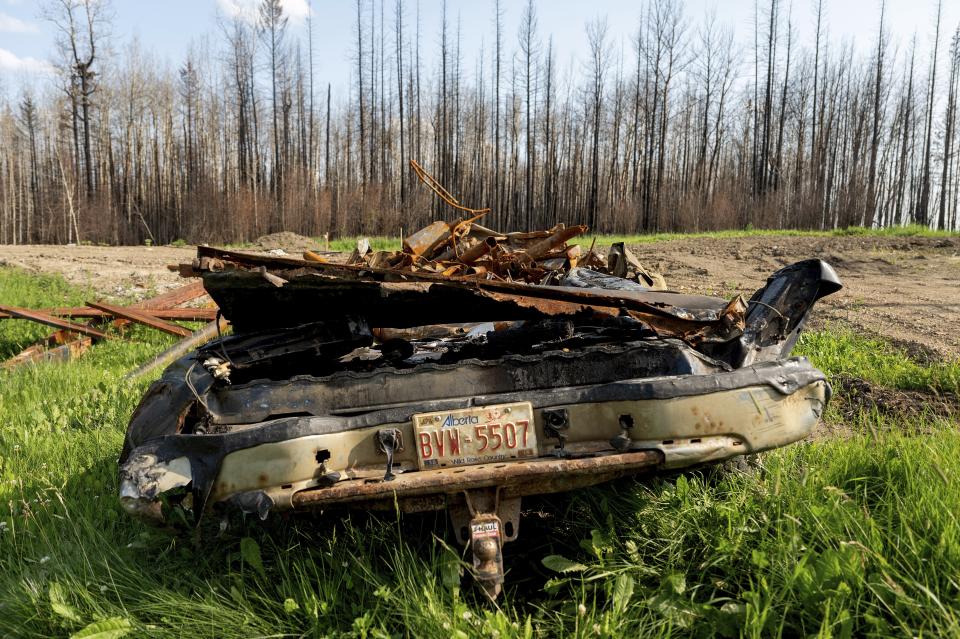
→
(1, 268, 958, 637)
(796, 328, 960, 395)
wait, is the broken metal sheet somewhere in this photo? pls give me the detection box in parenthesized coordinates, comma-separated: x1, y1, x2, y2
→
(607, 242, 668, 290)
(189, 245, 747, 343)
(1, 330, 93, 370)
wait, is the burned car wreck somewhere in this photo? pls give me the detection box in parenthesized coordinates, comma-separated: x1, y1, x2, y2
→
(119, 229, 841, 598)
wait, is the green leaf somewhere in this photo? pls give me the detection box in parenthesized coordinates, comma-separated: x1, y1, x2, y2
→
(49, 581, 83, 623)
(440, 549, 462, 591)
(69, 617, 133, 639)
(543, 577, 569, 594)
(751, 549, 770, 569)
(239, 537, 266, 578)
(664, 572, 687, 595)
(542, 555, 588, 574)
(612, 573, 635, 614)
(521, 616, 534, 639)
(283, 598, 299, 614)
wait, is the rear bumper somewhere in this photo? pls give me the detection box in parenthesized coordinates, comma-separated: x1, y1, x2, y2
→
(119, 357, 828, 524)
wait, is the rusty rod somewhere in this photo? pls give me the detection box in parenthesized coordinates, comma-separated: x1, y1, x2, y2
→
(291, 450, 661, 508)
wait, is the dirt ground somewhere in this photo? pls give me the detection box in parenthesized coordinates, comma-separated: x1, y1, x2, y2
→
(2, 234, 958, 360)
(628, 235, 960, 361)
(0, 245, 194, 299)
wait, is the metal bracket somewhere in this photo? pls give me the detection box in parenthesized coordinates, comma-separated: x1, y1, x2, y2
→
(610, 413, 634, 451)
(375, 429, 402, 481)
(448, 487, 521, 599)
(542, 408, 570, 456)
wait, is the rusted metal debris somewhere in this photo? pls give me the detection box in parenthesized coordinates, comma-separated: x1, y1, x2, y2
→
(0, 281, 219, 370)
(1, 328, 93, 370)
(0, 307, 218, 321)
(184, 244, 741, 346)
(333, 216, 659, 288)
(0, 305, 113, 340)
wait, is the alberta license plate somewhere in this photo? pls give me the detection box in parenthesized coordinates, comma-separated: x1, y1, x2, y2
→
(412, 402, 537, 469)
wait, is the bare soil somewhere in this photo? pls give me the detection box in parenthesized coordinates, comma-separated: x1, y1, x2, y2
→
(627, 235, 960, 361)
(0, 245, 194, 300)
(253, 232, 320, 253)
(832, 374, 958, 424)
(2, 235, 958, 359)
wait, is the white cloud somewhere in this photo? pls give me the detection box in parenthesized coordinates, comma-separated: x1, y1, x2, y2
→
(0, 10, 37, 33)
(0, 48, 53, 74)
(217, 0, 311, 25)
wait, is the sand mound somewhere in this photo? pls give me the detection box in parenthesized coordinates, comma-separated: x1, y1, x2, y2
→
(254, 232, 318, 252)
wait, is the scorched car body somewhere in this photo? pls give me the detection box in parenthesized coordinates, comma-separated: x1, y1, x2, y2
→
(119, 246, 841, 598)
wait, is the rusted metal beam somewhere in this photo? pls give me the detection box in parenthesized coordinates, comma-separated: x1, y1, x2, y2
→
(133, 281, 207, 310)
(0, 307, 218, 321)
(520, 224, 588, 260)
(100, 281, 211, 334)
(0, 305, 109, 340)
(125, 316, 230, 380)
(458, 236, 498, 264)
(86, 301, 193, 337)
(291, 450, 662, 509)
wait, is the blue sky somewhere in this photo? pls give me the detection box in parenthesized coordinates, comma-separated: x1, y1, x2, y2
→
(1, 0, 959, 95)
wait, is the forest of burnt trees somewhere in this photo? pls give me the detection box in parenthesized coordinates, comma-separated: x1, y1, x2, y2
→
(0, 0, 959, 245)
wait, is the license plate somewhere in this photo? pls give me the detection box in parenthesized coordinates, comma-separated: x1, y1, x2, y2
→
(412, 402, 537, 469)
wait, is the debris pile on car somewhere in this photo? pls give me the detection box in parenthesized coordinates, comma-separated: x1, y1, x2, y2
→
(315, 217, 666, 291)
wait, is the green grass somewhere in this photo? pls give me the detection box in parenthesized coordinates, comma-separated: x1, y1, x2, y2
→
(796, 327, 960, 395)
(592, 223, 957, 247)
(325, 237, 404, 252)
(1, 269, 959, 637)
(211, 223, 956, 254)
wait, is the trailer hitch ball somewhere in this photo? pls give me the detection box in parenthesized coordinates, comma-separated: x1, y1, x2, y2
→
(450, 488, 520, 599)
(468, 515, 505, 599)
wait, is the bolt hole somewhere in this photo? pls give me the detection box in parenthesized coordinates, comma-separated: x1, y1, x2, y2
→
(281, 483, 292, 489)
(690, 438, 701, 443)
(315, 449, 331, 464)
(504, 521, 515, 537)
(662, 440, 674, 445)
(618, 414, 634, 429)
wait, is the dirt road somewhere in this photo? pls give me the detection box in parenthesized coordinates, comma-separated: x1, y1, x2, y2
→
(628, 235, 960, 361)
(2, 235, 958, 359)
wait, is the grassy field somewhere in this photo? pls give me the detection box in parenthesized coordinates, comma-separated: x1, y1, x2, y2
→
(313, 224, 954, 253)
(1, 266, 959, 638)
(213, 223, 957, 253)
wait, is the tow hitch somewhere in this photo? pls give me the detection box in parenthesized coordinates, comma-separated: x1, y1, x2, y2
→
(449, 488, 521, 599)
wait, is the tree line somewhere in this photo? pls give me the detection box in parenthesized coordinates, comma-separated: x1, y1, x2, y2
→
(1, 0, 959, 245)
